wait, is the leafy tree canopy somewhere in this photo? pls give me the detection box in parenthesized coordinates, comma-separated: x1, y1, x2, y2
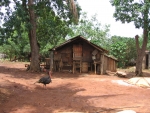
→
(67, 12, 111, 49)
(0, 0, 81, 60)
(110, 0, 150, 29)
(110, 35, 137, 68)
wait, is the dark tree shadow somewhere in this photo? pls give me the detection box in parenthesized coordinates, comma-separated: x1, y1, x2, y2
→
(0, 77, 129, 113)
(0, 63, 142, 113)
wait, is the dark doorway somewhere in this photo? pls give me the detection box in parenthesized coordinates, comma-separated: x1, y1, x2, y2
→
(146, 54, 149, 69)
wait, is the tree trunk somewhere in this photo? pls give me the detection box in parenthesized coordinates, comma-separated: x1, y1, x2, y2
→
(28, 0, 41, 72)
(135, 47, 144, 76)
(135, 4, 149, 76)
(50, 51, 53, 71)
(135, 30, 148, 76)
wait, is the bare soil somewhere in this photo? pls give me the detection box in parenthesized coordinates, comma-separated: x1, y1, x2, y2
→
(0, 61, 150, 113)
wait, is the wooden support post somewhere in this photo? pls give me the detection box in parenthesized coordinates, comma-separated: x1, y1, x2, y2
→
(100, 54, 104, 75)
(50, 50, 53, 71)
(94, 63, 96, 74)
(73, 61, 75, 74)
(72, 59, 82, 74)
(80, 60, 82, 73)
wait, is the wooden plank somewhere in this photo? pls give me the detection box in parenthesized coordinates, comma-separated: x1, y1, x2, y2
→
(100, 54, 104, 75)
(50, 51, 53, 71)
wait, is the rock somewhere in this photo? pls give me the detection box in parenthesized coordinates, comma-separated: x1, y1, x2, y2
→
(115, 71, 127, 78)
(106, 70, 116, 76)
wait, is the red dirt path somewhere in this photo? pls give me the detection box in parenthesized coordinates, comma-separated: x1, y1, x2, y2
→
(0, 61, 150, 113)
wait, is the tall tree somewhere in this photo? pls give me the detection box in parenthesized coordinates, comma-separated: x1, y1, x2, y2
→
(68, 12, 110, 49)
(0, 0, 79, 72)
(110, 0, 150, 76)
(28, 0, 40, 71)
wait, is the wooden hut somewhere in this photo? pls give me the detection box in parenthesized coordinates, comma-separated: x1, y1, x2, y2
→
(49, 35, 117, 74)
(143, 50, 150, 69)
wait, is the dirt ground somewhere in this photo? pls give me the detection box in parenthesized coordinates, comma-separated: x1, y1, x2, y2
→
(0, 61, 150, 113)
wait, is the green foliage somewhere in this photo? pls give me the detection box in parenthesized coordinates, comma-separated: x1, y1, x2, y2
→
(23, 44, 30, 53)
(110, 0, 150, 30)
(0, 0, 81, 60)
(68, 12, 111, 49)
(0, 19, 30, 60)
(37, 10, 70, 55)
(146, 34, 150, 50)
(0, 38, 20, 60)
(110, 36, 137, 68)
(0, 27, 6, 45)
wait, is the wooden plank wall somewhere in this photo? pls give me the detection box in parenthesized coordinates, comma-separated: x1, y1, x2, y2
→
(82, 42, 93, 62)
(53, 44, 72, 71)
(107, 57, 116, 72)
(103, 55, 107, 74)
(52, 41, 117, 73)
(102, 55, 117, 73)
